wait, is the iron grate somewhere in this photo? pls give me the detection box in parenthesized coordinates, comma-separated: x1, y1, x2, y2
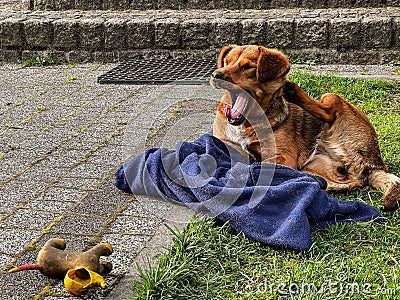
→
(97, 59, 217, 85)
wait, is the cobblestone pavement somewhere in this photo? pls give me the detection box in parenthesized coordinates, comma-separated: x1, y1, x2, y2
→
(0, 63, 222, 299)
(0, 63, 399, 299)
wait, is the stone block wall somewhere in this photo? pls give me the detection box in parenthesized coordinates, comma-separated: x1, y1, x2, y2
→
(26, 0, 400, 10)
(1, 9, 400, 64)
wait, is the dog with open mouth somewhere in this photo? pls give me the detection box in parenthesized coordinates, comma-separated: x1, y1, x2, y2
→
(210, 45, 400, 210)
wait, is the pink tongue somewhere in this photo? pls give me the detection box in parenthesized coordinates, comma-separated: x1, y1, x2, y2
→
(222, 106, 231, 117)
(230, 92, 247, 119)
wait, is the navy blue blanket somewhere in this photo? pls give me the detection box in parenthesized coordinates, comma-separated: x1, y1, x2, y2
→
(114, 133, 381, 252)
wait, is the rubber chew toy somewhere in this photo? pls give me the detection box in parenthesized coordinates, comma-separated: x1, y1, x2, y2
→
(9, 238, 113, 296)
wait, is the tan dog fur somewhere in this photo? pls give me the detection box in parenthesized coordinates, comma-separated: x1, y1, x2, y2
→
(210, 45, 400, 210)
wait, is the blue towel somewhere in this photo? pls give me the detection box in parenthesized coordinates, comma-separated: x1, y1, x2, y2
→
(114, 133, 382, 252)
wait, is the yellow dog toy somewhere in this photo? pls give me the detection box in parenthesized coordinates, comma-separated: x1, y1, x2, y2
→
(9, 238, 113, 296)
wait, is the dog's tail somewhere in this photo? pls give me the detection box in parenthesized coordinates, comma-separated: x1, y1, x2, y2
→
(368, 169, 400, 210)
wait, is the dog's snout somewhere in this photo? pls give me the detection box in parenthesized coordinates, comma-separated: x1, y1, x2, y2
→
(212, 71, 224, 80)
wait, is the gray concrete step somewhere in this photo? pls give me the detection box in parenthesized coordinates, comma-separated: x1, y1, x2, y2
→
(28, 0, 400, 10)
(1, 8, 400, 64)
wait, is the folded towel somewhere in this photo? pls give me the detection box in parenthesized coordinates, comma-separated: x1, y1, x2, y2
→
(114, 132, 382, 252)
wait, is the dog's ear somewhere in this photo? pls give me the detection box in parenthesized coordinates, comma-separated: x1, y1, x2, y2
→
(217, 45, 236, 68)
(257, 47, 290, 83)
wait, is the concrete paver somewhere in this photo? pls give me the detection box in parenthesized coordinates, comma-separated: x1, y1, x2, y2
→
(0, 62, 399, 299)
(0, 63, 206, 299)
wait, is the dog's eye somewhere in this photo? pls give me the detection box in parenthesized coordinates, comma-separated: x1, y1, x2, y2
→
(224, 58, 232, 67)
(240, 64, 255, 70)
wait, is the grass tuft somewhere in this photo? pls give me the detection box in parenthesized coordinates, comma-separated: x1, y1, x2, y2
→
(131, 73, 400, 299)
(23, 56, 55, 67)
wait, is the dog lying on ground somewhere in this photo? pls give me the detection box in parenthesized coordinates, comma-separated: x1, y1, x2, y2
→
(210, 45, 400, 210)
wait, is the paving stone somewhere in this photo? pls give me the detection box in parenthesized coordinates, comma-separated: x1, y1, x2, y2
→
(36, 232, 94, 250)
(0, 156, 31, 181)
(60, 138, 98, 151)
(48, 213, 109, 235)
(1, 208, 59, 230)
(0, 64, 195, 299)
(162, 84, 204, 100)
(83, 153, 118, 168)
(71, 198, 121, 218)
(0, 253, 13, 267)
(0, 180, 41, 203)
(122, 196, 173, 219)
(0, 86, 49, 108)
(0, 200, 22, 214)
(86, 122, 121, 135)
(53, 128, 105, 146)
(0, 228, 41, 255)
(107, 215, 161, 235)
(87, 182, 134, 204)
(67, 162, 115, 179)
(53, 176, 101, 191)
(10, 247, 39, 267)
(25, 199, 76, 212)
(19, 137, 62, 154)
(106, 132, 147, 147)
(103, 249, 138, 275)
(17, 162, 67, 183)
(41, 149, 87, 169)
(187, 85, 224, 101)
(101, 233, 148, 254)
(0, 268, 51, 298)
(89, 143, 135, 162)
(36, 186, 87, 202)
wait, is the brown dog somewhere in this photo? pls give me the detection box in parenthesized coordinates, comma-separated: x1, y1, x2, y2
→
(210, 45, 400, 210)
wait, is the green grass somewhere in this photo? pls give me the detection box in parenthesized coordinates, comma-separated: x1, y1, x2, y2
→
(23, 56, 55, 67)
(131, 73, 400, 299)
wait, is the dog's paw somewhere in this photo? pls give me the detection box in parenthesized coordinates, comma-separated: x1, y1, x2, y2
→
(382, 183, 400, 211)
(282, 81, 298, 102)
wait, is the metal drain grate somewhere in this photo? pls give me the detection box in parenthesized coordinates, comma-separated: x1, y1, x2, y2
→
(98, 59, 217, 85)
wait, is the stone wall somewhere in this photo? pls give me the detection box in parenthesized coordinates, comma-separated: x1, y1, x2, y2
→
(27, 0, 400, 10)
(1, 9, 400, 64)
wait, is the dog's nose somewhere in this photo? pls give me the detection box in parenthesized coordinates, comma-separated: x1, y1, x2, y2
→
(212, 71, 224, 80)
